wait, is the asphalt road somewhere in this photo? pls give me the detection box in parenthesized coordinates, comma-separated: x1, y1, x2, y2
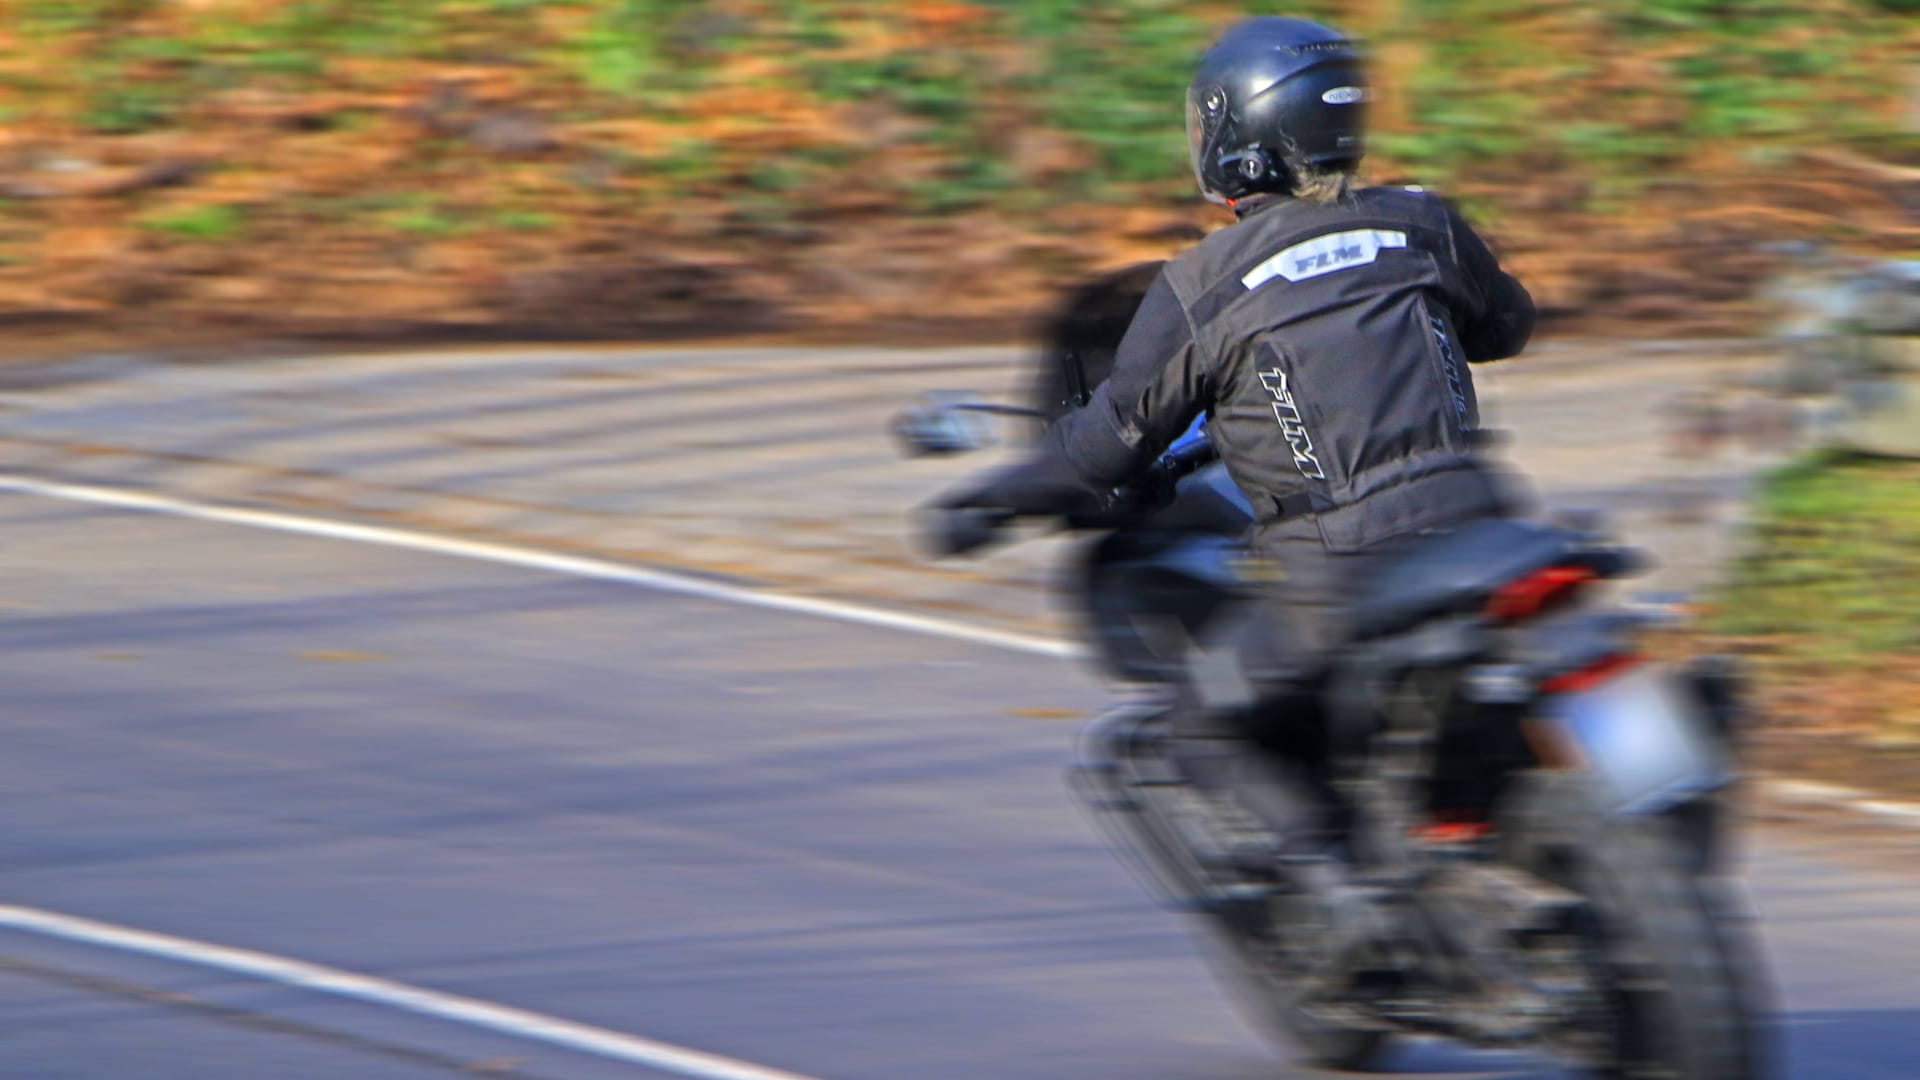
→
(3, 491, 1918, 1080)
(0, 340, 1786, 638)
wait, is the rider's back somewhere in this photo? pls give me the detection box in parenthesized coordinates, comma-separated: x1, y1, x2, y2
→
(1158, 184, 1521, 554)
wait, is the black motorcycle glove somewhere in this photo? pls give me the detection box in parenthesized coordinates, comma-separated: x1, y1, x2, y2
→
(920, 456, 1103, 557)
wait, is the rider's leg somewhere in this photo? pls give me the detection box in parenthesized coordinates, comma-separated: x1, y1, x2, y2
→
(1169, 523, 1361, 836)
(1170, 601, 1342, 839)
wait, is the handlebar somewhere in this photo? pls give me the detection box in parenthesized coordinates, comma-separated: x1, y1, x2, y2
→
(925, 434, 1221, 557)
(1152, 435, 1219, 485)
(1063, 435, 1220, 530)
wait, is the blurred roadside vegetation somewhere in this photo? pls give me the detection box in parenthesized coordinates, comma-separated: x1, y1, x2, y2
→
(1711, 452, 1920, 778)
(1719, 453, 1920, 662)
(0, 0, 1913, 343)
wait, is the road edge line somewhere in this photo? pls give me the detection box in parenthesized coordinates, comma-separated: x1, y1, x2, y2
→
(0, 904, 828, 1080)
(21, 474, 1920, 830)
(1758, 779, 1920, 829)
(0, 473, 1083, 662)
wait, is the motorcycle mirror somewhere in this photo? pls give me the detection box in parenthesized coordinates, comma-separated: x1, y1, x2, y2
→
(892, 392, 1001, 457)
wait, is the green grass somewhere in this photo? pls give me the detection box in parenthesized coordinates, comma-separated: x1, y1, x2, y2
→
(493, 209, 558, 231)
(12, 0, 1917, 215)
(1006, 0, 1209, 190)
(555, 0, 716, 99)
(1714, 453, 1920, 667)
(1384, 0, 1905, 184)
(15, 0, 128, 37)
(386, 204, 468, 237)
(83, 79, 185, 134)
(139, 204, 246, 240)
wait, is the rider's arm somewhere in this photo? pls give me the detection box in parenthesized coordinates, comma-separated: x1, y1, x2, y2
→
(1444, 204, 1535, 364)
(1046, 271, 1209, 487)
(942, 271, 1210, 513)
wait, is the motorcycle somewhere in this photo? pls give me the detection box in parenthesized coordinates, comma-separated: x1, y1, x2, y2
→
(896, 264, 1772, 1078)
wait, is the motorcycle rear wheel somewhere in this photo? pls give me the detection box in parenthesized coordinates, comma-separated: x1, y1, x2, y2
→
(1501, 775, 1772, 1080)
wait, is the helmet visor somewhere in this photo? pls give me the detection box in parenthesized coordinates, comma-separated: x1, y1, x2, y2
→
(1186, 88, 1231, 206)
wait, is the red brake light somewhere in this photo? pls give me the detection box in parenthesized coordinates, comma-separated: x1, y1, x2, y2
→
(1414, 820, 1493, 845)
(1486, 565, 1596, 622)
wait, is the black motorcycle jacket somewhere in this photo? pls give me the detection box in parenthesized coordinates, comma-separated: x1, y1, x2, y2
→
(965, 185, 1534, 553)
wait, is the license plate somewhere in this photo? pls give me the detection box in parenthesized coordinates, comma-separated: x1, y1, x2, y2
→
(1549, 666, 1729, 813)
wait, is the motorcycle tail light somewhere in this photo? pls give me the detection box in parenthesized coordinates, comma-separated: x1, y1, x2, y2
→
(1486, 565, 1596, 623)
(1413, 820, 1493, 845)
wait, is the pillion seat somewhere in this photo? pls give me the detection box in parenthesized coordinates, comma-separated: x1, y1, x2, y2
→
(1347, 518, 1638, 641)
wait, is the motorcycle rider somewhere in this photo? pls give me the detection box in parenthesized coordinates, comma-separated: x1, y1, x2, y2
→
(931, 16, 1535, 795)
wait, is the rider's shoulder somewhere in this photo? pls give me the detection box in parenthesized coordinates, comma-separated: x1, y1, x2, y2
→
(1357, 183, 1473, 226)
(1353, 183, 1454, 219)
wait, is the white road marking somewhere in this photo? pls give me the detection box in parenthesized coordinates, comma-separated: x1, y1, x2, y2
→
(0, 475, 1080, 1072)
(0, 904, 826, 1080)
(0, 474, 1082, 661)
(1856, 800, 1920, 824)
(1763, 778, 1870, 803)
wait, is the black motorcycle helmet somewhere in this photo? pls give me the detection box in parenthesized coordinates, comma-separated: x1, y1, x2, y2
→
(1186, 17, 1369, 206)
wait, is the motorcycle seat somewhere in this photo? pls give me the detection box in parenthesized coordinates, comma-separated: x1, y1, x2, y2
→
(1347, 519, 1600, 641)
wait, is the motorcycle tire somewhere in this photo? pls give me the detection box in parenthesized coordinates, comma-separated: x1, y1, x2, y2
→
(1192, 893, 1393, 1072)
(1501, 775, 1772, 1080)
